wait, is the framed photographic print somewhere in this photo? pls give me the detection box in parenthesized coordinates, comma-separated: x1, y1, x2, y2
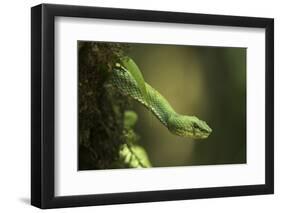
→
(31, 3, 274, 209)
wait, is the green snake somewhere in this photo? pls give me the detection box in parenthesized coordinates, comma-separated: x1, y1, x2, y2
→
(111, 57, 212, 139)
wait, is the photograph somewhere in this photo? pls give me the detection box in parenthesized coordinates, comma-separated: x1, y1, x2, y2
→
(78, 41, 247, 170)
(30, 3, 273, 209)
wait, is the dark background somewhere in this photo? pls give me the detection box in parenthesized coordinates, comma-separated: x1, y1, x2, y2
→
(127, 43, 246, 167)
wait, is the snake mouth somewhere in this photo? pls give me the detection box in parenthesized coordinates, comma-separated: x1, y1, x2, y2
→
(191, 130, 212, 139)
(167, 115, 212, 139)
(191, 121, 212, 139)
(172, 126, 212, 139)
(179, 122, 212, 139)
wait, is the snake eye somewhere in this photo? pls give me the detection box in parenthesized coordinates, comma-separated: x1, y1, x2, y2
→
(193, 123, 199, 129)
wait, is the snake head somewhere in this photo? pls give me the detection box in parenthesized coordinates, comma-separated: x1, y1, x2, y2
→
(167, 115, 212, 139)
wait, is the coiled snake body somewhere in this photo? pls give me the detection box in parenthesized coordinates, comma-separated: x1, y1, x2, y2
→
(111, 57, 212, 139)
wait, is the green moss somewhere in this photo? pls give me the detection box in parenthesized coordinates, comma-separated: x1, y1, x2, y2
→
(78, 41, 130, 170)
(78, 42, 151, 170)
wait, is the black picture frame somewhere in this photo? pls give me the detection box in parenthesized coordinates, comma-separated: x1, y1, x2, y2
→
(31, 3, 274, 209)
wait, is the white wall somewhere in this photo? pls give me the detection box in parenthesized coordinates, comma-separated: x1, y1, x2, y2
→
(0, 0, 279, 212)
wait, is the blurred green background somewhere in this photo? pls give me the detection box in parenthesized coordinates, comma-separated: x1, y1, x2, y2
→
(126, 43, 246, 167)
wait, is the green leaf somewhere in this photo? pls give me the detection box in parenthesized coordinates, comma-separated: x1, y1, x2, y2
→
(119, 144, 152, 168)
(120, 57, 149, 106)
(124, 110, 138, 129)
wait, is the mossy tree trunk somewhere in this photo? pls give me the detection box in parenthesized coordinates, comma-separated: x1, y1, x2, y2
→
(78, 41, 130, 170)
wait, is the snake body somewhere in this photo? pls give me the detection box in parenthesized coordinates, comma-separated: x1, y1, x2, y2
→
(111, 59, 212, 139)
